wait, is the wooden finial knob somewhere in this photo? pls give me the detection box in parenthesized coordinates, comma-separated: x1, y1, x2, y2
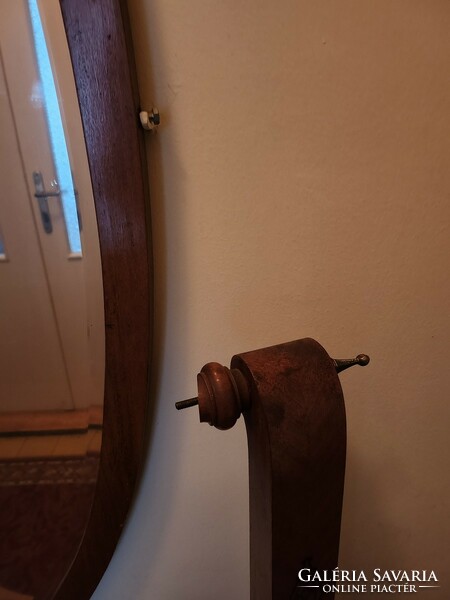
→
(175, 362, 250, 430)
(197, 363, 250, 430)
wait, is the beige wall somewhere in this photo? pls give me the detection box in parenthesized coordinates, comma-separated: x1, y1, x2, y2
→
(93, 1, 450, 598)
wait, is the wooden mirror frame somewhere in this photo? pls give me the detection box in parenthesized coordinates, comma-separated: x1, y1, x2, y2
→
(52, 0, 153, 598)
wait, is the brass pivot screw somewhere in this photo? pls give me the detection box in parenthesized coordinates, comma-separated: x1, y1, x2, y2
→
(175, 362, 250, 430)
(333, 354, 370, 373)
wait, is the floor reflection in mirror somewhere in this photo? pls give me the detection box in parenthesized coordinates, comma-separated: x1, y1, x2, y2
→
(0, 414, 102, 600)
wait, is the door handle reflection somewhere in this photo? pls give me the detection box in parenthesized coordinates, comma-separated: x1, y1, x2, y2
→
(32, 171, 60, 234)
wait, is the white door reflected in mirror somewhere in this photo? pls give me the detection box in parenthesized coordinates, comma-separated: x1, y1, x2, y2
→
(0, 1, 105, 598)
(0, 0, 104, 413)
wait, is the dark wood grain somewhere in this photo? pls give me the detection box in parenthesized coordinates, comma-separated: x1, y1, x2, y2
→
(53, 0, 153, 598)
(231, 338, 346, 600)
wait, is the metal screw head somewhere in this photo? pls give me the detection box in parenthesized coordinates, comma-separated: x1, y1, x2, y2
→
(150, 109, 160, 125)
(139, 107, 160, 131)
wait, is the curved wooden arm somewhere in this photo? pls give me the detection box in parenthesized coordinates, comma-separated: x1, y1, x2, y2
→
(232, 338, 346, 599)
(177, 338, 369, 599)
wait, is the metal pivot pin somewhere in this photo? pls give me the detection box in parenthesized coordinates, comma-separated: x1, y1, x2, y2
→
(333, 353, 370, 373)
(175, 397, 199, 411)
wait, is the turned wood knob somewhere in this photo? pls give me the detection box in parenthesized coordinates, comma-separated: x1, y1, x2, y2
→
(175, 362, 250, 430)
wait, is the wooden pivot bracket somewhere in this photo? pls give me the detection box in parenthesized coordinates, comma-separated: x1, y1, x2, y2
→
(176, 338, 369, 599)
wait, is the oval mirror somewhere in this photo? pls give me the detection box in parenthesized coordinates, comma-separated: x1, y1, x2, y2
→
(0, 0, 152, 598)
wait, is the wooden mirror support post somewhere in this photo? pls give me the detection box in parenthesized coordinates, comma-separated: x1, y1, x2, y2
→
(176, 338, 369, 600)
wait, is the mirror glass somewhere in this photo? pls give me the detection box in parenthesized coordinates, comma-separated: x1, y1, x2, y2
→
(0, 1, 104, 598)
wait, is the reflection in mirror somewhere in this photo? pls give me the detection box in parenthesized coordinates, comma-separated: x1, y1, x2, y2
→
(0, 1, 104, 598)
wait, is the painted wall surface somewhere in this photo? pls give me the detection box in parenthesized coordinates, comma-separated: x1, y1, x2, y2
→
(93, 1, 450, 598)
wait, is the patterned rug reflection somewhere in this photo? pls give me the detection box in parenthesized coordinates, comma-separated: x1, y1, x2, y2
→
(0, 457, 99, 600)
